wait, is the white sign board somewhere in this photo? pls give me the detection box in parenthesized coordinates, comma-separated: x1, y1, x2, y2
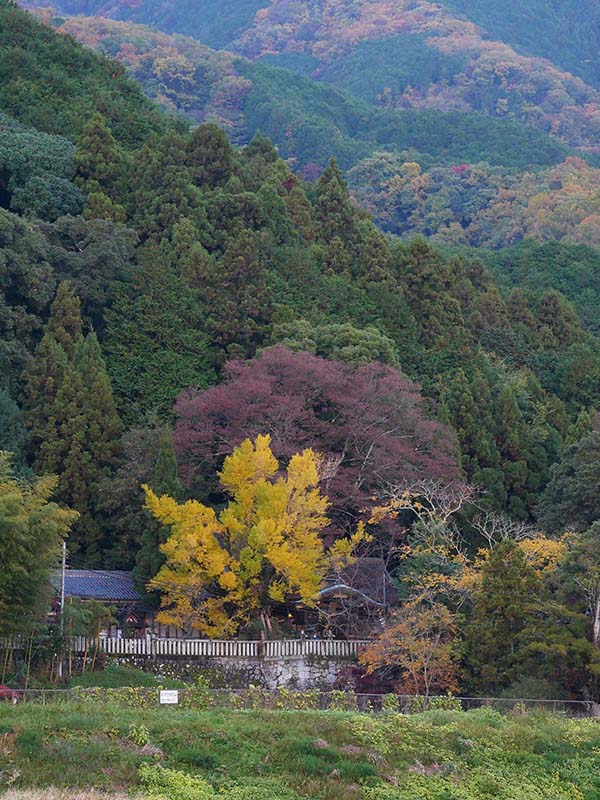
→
(159, 690, 179, 705)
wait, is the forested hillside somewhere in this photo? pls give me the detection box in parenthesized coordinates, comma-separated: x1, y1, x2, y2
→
(24, 0, 600, 151)
(445, 0, 600, 88)
(1, 0, 600, 705)
(24, 12, 600, 249)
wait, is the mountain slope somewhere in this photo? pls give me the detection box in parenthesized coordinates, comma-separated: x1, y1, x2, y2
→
(43, 15, 570, 171)
(23, 0, 600, 153)
(444, 0, 600, 88)
(0, 0, 172, 144)
(26, 14, 600, 250)
(236, 0, 600, 151)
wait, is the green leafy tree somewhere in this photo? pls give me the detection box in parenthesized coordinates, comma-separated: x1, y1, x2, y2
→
(0, 452, 77, 637)
(270, 319, 399, 367)
(0, 388, 29, 476)
(0, 208, 56, 389)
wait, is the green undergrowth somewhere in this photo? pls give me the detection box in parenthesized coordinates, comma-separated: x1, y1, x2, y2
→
(69, 664, 185, 690)
(1, 702, 600, 799)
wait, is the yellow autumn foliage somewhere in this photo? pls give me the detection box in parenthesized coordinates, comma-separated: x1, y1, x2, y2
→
(144, 434, 366, 637)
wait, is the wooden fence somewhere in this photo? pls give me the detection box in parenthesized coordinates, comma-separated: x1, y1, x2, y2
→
(69, 637, 370, 660)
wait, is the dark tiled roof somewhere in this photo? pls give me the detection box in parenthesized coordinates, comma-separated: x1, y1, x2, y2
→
(320, 557, 400, 607)
(49, 570, 141, 602)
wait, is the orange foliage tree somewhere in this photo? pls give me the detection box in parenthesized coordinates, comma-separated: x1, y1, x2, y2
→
(360, 601, 460, 697)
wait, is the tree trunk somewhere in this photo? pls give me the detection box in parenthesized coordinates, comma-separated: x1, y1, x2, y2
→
(593, 596, 600, 649)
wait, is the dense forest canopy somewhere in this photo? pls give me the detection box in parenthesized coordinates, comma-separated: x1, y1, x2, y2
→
(23, 7, 600, 250)
(0, 0, 599, 703)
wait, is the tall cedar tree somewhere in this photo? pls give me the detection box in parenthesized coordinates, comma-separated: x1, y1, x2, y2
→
(45, 281, 82, 357)
(133, 427, 182, 604)
(24, 286, 122, 560)
(104, 257, 215, 423)
(464, 539, 539, 693)
(24, 335, 69, 476)
(185, 123, 235, 189)
(314, 158, 358, 245)
(74, 114, 126, 222)
(202, 229, 272, 360)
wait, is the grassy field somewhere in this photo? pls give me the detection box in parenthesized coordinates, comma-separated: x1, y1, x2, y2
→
(1, 701, 600, 799)
(3, 792, 132, 799)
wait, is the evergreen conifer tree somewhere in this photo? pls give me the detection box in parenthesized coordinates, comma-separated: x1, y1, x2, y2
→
(203, 229, 272, 360)
(185, 123, 235, 189)
(75, 114, 127, 222)
(24, 285, 123, 560)
(75, 113, 124, 198)
(104, 257, 216, 423)
(0, 388, 30, 476)
(465, 539, 539, 693)
(314, 158, 357, 245)
(45, 281, 83, 357)
(24, 333, 69, 474)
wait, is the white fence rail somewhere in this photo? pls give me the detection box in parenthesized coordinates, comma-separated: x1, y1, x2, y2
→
(69, 637, 370, 660)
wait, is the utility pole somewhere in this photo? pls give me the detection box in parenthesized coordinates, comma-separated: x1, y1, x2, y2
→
(58, 540, 67, 679)
(59, 540, 67, 638)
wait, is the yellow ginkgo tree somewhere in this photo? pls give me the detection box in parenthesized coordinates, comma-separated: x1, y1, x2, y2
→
(143, 434, 366, 638)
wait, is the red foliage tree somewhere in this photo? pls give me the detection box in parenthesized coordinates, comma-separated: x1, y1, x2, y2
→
(173, 346, 459, 540)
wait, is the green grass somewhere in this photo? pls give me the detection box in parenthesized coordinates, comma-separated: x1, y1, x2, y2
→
(69, 664, 183, 690)
(1, 702, 600, 799)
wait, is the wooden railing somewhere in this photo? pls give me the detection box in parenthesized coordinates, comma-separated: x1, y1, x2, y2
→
(69, 637, 370, 660)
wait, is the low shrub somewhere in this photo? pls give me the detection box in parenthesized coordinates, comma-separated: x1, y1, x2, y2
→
(138, 764, 215, 800)
(218, 778, 302, 799)
(127, 723, 150, 747)
(328, 689, 357, 712)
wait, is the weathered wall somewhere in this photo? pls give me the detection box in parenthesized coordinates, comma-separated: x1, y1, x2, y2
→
(108, 654, 351, 689)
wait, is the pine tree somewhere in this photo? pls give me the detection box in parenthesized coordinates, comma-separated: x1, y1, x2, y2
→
(133, 427, 182, 604)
